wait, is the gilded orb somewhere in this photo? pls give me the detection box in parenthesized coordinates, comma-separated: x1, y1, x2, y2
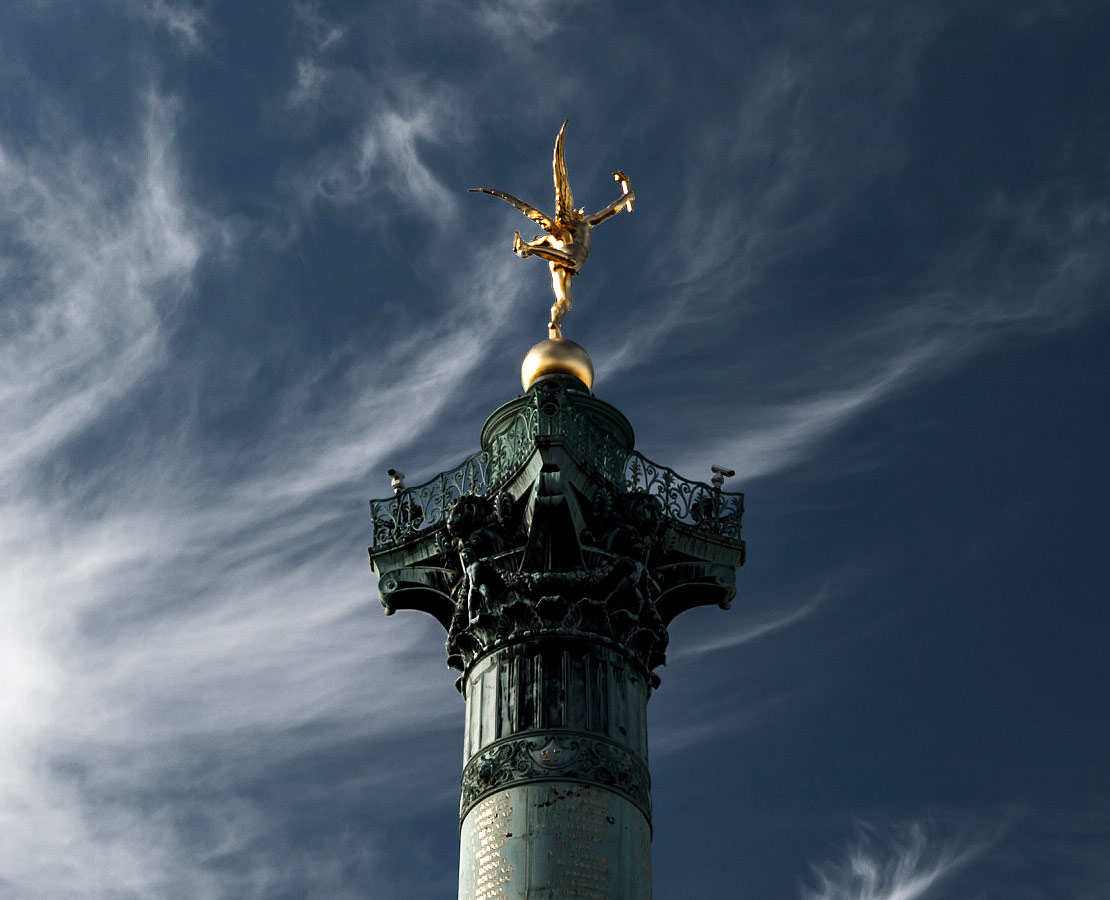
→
(521, 338, 594, 392)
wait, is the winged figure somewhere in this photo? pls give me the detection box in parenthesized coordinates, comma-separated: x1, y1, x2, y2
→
(470, 121, 635, 339)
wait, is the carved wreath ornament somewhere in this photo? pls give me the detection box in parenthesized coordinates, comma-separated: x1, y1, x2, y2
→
(459, 732, 651, 821)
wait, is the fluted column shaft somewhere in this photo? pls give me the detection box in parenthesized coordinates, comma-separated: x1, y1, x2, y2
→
(458, 637, 652, 900)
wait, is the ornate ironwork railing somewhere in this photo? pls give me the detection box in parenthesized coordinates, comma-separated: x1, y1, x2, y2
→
(625, 452, 744, 541)
(370, 451, 489, 547)
(557, 404, 628, 486)
(485, 401, 540, 485)
(370, 389, 743, 551)
(483, 387, 626, 486)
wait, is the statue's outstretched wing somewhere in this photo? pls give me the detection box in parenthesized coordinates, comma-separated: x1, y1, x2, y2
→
(553, 120, 574, 223)
(469, 188, 553, 231)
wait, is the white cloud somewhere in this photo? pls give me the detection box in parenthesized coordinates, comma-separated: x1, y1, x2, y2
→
(1, 4, 1104, 897)
(0, 96, 200, 485)
(803, 821, 992, 900)
(126, 0, 205, 49)
(0, 63, 531, 893)
(0, 89, 215, 897)
(289, 57, 328, 106)
(288, 3, 348, 107)
(597, 9, 1108, 485)
(472, 0, 565, 44)
(716, 338, 947, 482)
(710, 193, 1109, 485)
(671, 583, 829, 660)
(294, 1, 347, 51)
(287, 88, 464, 227)
(364, 106, 460, 219)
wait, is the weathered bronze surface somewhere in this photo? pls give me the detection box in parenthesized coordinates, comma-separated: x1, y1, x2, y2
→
(370, 380, 743, 653)
(374, 131, 741, 898)
(369, 380, 744, 561)
(369, 378, 744, 900)
(470, 121, 634, 339)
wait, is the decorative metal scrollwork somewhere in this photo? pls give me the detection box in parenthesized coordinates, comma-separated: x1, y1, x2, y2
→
(459, 731, 651, 822)
(369, 383, 744, 551)
(370, 451, 489, 547)
(485, 401, 539, 484)
(558, 413, 627, 486)
(486, 382, 626, 485)
(625, 452, 743, 541)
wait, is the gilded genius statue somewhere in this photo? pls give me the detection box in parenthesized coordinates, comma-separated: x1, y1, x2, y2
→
(471, 121, 635, 339)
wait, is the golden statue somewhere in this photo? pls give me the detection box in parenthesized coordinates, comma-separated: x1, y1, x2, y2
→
(470, 120, 634, 339)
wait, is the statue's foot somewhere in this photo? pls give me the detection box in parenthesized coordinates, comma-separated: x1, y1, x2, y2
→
(548, 322, 562, 340)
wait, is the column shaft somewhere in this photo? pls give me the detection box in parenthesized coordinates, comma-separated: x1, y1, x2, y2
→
(458, 639, 652, 900)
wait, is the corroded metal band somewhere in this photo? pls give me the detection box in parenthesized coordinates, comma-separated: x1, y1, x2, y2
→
(460, 730, 651, 823)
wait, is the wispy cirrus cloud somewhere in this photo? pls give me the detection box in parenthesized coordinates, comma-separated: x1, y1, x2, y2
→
(288, 2, 347, 107)
(0, 93, 200, 486)
(293, 0, 348, 52)
(122, 0, 206, 48)
(803, 821, 994, 900)
(0, 240, 523, 898)
(1, 2, 1105, 898)
(285, 84, 467, 228)
(471, 0, 567, 45)
(670, 583, 830, 661)
(708, 187, 1109, 484)
(520, 149, 1110, 484)
(596, 6, 1108, 484)
(0, 44, 530, 892)
(0, 89, 213, 896)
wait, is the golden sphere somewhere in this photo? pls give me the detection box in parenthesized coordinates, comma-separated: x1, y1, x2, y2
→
(521, 338, 594, 392)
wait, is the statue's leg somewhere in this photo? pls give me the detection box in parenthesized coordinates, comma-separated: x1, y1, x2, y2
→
(526, 243, 578, 268)
(548, 266, 573, 338)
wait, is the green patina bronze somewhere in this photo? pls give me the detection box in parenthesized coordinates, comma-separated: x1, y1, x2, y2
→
(370, 380, 744, 553)
(368, 372, 745, 900)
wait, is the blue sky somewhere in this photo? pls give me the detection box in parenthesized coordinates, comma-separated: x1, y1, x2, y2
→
(2, 1, 1108, 898)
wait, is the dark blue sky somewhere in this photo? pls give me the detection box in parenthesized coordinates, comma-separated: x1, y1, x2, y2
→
(1, 2, 1107, 898)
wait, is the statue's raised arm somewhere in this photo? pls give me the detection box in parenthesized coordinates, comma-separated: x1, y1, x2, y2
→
(469, 121, 634, 340)
(586, 172, 634, 226)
